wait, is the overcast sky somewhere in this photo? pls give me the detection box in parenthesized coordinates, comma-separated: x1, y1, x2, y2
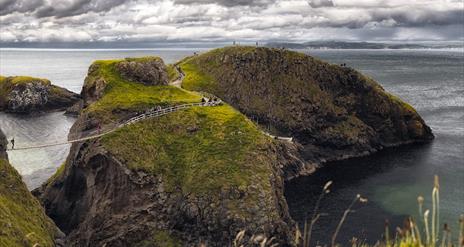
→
(1, 0, 463, 43)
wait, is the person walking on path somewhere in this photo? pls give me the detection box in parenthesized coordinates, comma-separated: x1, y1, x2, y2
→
(10, 138, 14, 150)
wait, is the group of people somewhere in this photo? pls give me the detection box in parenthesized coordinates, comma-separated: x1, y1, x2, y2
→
(340, 63, 348, 67)
(201, 97, 221, 105)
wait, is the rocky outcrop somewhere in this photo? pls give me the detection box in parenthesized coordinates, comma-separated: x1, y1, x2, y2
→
(116, 57, 169, 85)
(0, 76, 80, 114)
(0, 128, 61, 246)
(37, 57, 301, 246)
(0, 128, 7, 160)
(81, 57, 169, 107)
(180, 46, 434, 177)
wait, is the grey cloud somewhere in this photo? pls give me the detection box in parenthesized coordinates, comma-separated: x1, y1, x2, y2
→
(307, 0, 334, 8)
(35, 0, 131, 18)
(173, 0, 274, 7)
(0, 0, 43, 16)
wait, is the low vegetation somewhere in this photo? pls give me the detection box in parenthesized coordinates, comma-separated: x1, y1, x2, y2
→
(102, 104, 273, 195)
(83, 59, 202, 123)
(0, 159, 56, 247)
(166, 64, 180, 82)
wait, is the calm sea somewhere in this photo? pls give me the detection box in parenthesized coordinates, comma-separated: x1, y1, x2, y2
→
(0, 48, 462, 244)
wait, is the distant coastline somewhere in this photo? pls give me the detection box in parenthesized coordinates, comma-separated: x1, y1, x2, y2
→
(266, 41, 464, 50)
(1, 40, 463, 50)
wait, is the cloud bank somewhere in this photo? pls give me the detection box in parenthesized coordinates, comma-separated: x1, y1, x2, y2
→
(0, 0, 462, 43)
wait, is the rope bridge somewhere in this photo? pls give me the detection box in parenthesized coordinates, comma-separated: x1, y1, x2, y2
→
(7, 101, 221, 151)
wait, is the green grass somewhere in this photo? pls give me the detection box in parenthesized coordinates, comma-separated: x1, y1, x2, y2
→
(0, 159, 56, 247)
(179, 58, 217, 92)
(84, 59, 202, 123)
(102, 104, 273, 196)
(166, 64, 180, 82)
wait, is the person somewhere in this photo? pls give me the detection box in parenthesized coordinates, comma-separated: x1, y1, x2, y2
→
(97, 122, 102, 134)
(10, 138, 14, 150)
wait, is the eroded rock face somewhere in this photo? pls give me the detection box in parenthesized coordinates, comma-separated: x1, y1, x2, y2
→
(0, 76, 80, 114)
(116, 57, 169, 86)
(8, 82, 49, 112)
(0, 128, 7, 159)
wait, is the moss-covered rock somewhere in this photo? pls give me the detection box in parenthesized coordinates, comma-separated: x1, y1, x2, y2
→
(180, 46, 434, 166)
(0, 128, 59, 246)
(37, 57, 300, 246)
(0, 75, 80, 114)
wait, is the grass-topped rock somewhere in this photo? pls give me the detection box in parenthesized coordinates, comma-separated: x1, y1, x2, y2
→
(37, 56, 300, 246)
(180, 46, 434, 165)
(0, 128, 60, 247)
(0, 75, 80, 114)
(81, 57, 169, 108)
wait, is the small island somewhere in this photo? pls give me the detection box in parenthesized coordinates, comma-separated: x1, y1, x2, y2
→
(0, 76, 80, 114)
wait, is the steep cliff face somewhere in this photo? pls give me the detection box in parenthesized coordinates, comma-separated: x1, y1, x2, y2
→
(0, 128, 59, 246)
(180, 46, 434, 167)
(0, 129, 7, 160)
(0, 76, 80, 114)
(38, 57, 301, 246)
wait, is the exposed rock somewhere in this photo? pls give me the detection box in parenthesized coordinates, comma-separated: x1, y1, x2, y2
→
(180, 46, 434, 178)
(116, 57, 169, 86)
(0, 128, 7, 160)
(0, 76, 80, 114)
(80, 57, 169, 108)
(65, 99, 84, 116)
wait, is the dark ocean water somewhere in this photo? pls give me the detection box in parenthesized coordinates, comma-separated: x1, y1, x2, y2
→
(0, 48, 462, 244)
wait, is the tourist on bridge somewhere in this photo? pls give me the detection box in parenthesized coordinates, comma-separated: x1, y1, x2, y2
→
(10, 138, 14, 150)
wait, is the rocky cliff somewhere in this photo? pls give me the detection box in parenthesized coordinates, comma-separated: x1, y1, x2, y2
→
(0, 76, 80, 114)
(37, 57, 302, 246)
(180, 46, 434, 173)
(0, 128, 60, 246)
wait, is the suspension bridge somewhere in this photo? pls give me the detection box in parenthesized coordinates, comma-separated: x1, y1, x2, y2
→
(6, 101, 221, 151)
(5, 66, 292, 151)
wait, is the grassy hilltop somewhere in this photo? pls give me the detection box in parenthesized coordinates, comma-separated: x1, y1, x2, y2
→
(179, 46, 433, 163)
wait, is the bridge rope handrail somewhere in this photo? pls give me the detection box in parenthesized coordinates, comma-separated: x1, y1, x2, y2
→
(7, 101, 221, 151)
